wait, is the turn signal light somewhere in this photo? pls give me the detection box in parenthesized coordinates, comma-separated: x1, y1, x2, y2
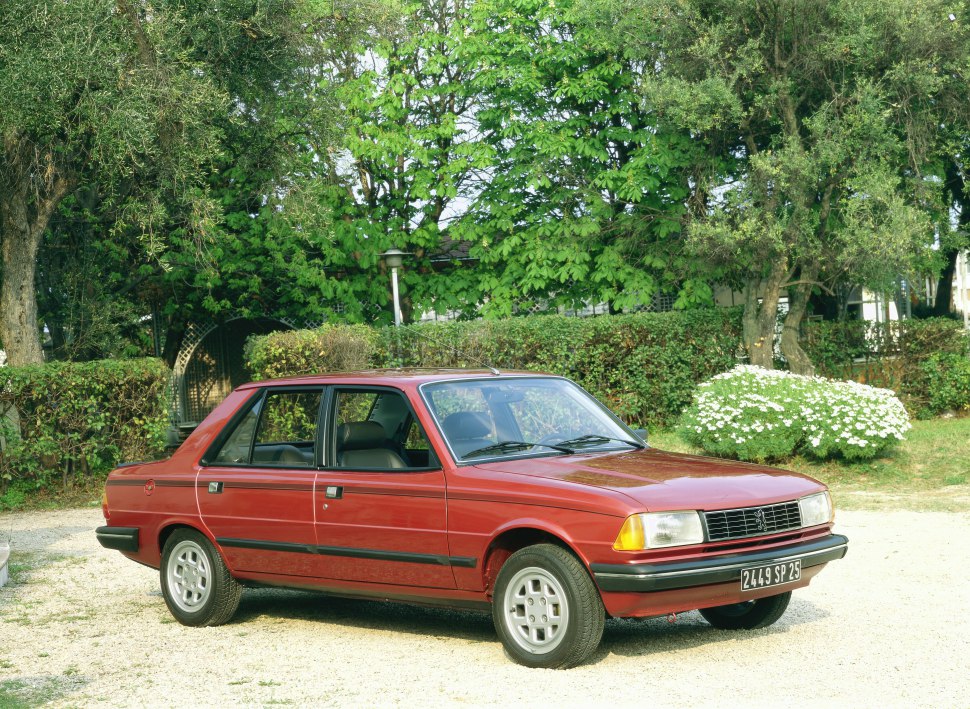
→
(613, 514, 645, 551)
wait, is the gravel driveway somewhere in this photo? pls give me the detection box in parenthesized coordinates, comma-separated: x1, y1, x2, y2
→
(1, 507, 968, 708)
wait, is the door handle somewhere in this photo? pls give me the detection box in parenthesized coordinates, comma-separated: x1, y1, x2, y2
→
(208, 481, 223, 494)
(324, 485, 342, 499)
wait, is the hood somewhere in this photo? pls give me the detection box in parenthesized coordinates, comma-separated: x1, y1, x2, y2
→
(474, 448, 823, 512)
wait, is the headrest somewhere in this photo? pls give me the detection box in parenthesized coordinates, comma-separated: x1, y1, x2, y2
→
(337, 421, 386, 450)
(443, 411, 491, 440)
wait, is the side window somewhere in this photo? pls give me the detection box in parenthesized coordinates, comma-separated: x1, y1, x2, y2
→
(209, 390, 320, 467)
(211, 396, 263, 465)
(251, 390, 321, 467)
(333, 389, 436, 470)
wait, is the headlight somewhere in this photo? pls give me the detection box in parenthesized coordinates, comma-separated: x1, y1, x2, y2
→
(799, 491, 833, 527)
(614, 511, 704, 550)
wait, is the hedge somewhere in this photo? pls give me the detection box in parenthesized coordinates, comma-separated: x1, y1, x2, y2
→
(244, 324, 378, 380)
(245, 309, 745, 427)
(918, 353, 970, 418)
(0, 358, 170, 495)
(802, 318, 970, 415)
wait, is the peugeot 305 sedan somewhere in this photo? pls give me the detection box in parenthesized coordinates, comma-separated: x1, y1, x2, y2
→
(97, 369, 847, 668)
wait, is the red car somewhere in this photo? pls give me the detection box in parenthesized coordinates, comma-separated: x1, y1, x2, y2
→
(97, 370, 847, 668)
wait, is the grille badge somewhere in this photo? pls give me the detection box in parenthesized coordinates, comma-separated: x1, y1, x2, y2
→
(754, 508, 768, 532)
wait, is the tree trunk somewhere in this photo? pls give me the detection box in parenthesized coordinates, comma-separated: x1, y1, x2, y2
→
(1, 135, 74, 366)
(938, 162, 968, 316)
(933, 247, 959, 316)
(743, 260, 787, 369)
(780, 269, 816, 376)
(0, 189, 46, 366)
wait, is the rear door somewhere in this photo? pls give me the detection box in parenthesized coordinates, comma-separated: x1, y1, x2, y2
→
(197, 387, 322, 578)
(312, 386, 458, 589)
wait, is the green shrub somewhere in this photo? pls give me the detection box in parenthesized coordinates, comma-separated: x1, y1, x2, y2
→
(803, 318, 970, 411)
(246, 309, 744, 427)
(243, 324, 379, 380)
(918, 353, 970, 418)
(0, 358, 169, 492)
(678, 365, 911, 462)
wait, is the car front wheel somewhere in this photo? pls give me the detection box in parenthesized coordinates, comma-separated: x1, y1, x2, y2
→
(160, 529, 241, 627)
(492, 544, 605, 669)
(699, 591, 791, 630)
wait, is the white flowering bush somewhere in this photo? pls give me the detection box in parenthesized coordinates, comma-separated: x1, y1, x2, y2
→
(677, 365, 911, 462)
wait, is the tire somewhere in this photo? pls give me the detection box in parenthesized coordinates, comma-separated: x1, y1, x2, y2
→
(160, 529, 242, 627)
(492, 544, 605, 669)
(699, 591, 792, 630)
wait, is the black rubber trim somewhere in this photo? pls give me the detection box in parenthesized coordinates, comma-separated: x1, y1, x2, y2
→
(216, 537, 476, 568)
(95, 526, 140, 553)
(591, 534, 849, 593)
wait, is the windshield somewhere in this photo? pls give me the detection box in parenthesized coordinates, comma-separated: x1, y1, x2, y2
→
(421, 377, 642, 462)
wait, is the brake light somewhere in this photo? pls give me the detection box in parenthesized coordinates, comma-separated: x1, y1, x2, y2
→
(101, 489, 110, 521)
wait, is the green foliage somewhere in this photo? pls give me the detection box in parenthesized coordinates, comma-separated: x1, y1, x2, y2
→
(578, 0, 970, 370)
(678, 366, 911, 463)
(919, 354, 970, 418)
(461, 0, 708, 315)
(0, 359, 169, 492)
(247, 309, 744, 426)
(803, 318, 970, 411)
(312, 0, 489, 323)
(244, 325, 379, 380)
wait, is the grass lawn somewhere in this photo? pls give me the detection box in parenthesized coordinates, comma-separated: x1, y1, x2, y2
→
(648, 417, 970, 512)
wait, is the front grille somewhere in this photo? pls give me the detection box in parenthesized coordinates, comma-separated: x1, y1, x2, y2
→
(704, 502, 802, 542)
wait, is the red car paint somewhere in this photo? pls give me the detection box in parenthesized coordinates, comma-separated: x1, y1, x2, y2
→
(99, 369, 846, 622)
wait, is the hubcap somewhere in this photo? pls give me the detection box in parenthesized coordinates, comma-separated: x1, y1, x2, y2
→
(167, 540, 211, 613)
(502, 566, 569, 655)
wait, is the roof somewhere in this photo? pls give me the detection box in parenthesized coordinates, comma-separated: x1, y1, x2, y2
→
(239, 368, 554, 390)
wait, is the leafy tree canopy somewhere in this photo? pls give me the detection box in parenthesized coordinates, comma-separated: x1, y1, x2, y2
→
(578, 0, 970, 372)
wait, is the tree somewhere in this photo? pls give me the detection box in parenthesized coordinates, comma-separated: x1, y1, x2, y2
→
(461, 0, 709, 317)
(580, 0, 970, 372)
(0, 0, 392, 365)
(0, 0, 229, 365)
(305, 0, 490, 324)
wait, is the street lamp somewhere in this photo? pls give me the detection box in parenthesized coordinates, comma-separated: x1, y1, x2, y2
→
(380, 248, 408, 327)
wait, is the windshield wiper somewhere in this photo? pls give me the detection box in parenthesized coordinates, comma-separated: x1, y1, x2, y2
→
(555, 434, 645, 450)
(462, 440, 572, 459)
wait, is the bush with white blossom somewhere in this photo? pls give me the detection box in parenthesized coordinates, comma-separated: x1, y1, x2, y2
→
(677, 365, 911, 462)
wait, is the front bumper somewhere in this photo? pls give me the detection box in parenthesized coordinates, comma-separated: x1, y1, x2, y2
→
(95, 526, 140, 553)
(591, 534, 848, 593)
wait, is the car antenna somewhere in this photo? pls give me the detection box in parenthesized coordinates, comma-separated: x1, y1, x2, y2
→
(392, 320, 502, 375)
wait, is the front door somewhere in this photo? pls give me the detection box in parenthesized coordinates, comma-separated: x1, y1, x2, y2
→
(313, 387, 457, 589)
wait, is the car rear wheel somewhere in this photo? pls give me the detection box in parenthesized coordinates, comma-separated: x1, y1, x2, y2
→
(160, 529, 241, 627)
(492, 544, 604, 669)
(699, 591, 791, 630)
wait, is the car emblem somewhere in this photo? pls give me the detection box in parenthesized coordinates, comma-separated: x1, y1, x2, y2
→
(754, 508, 768, 532)
(144, 479, 155, 496)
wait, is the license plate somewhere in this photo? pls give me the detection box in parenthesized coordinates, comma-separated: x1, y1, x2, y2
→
(741, 559, 801, 591)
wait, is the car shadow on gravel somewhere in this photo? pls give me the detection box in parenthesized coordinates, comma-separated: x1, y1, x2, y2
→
(232, 588, 497, 644)
(597, 598, 832, 662)
(226, 588, 829, 664)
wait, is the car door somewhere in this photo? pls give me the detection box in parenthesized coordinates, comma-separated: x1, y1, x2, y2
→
(312, 386, 458, 589)
(197, 387, 322, 578)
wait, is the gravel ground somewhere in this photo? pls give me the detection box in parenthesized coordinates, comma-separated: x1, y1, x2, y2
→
(1, 507, 968, 708)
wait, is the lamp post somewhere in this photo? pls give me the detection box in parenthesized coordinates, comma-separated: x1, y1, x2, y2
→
(380, 248, 407, 327)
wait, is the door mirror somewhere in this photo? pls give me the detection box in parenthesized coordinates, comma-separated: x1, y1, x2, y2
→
(633, 428, 648, 444)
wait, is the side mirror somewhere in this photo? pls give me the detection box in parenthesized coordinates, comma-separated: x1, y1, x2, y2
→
(633, 428, 648, 444)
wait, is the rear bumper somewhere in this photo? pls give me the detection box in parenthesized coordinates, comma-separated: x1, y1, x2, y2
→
(591, 534, 848, 593)
(95, 526, 140, 553)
